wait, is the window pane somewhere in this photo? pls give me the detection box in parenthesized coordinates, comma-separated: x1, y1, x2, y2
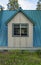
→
(14, 28, 20, 35)
(14, 24, 20, 28)
(21, 24, 27, 28)
(14, 24, 20, 36)
(21, 28, 27, 36)
(21, 24, 28, 36)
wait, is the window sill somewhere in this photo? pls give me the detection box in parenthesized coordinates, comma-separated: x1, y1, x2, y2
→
(12, 35, 29, 37)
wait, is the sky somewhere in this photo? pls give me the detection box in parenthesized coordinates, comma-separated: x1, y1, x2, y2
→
(0, 0, 38, 10)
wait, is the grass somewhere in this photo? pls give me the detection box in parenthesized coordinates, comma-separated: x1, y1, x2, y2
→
(0, 50, 41, 65)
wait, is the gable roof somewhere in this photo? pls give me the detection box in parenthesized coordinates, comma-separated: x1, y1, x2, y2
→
(0, 8, 41, 47)
(5, 7, 35, 25)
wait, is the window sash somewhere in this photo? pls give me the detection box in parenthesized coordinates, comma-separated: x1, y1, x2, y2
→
(12, 23, 29, 37)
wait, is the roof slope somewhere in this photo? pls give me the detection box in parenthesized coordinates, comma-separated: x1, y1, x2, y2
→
(5, 8, 34, 25)
(0, 9, 41, 47)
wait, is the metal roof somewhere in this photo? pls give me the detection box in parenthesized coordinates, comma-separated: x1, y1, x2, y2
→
(0, 8, 41, 47)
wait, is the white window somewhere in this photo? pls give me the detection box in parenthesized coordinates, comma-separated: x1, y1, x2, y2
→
(12, 24, 29, 37)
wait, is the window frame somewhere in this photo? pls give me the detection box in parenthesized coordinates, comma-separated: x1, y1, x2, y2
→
(12, 23, 29, 37)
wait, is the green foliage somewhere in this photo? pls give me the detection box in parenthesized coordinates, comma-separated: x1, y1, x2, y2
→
(7, 0, 19, 10)
(0, 5, 4, 11)
(36, 50, 41, 58)
(36, 0, 41, 10)
(0, 50, 41, 65)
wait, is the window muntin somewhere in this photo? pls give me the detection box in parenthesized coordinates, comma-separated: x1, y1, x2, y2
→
(12, 24, 28, 37)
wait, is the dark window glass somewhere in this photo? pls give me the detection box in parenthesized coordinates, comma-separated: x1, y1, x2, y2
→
(21, 28, 27, 36)
(21, 24, 28, 36)
(14, 24, 20, 36)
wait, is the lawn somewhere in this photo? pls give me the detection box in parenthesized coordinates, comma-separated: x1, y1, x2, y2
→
(0, 50, 41, 65)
